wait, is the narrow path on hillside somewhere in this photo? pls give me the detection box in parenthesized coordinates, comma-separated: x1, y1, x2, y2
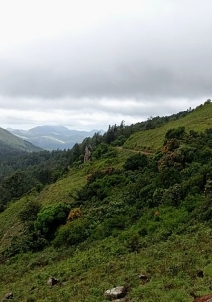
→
(116, 146, 154, 155)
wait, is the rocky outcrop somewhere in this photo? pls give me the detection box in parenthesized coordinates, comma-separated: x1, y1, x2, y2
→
(84, 145, 92, 163)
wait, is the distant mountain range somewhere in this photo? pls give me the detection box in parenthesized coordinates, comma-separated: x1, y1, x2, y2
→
(0, 127, 42, 154)
(8, 125, 103, 151)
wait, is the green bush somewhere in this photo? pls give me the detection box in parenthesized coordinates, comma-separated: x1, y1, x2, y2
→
(92, 143, 109, 159)
(91, 215, 129, 240)
(3, 231, 48, 257)
(53, 218, 90, 247)
(127, 234, 141, 251)
(165, 127, 185, 140)
(111, 135, 127, 146)
(123, 153, 148, 171)
(19, 200, 41, 224)
(34, 203, 70, 240)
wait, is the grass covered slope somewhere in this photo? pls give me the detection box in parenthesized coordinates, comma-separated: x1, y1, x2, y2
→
(1, 225, 212, 302)
(0, 127, 42, 153)
(1, 102, 212, 301)
(0, 147, 134, 253)
(124, 100, 212, 152)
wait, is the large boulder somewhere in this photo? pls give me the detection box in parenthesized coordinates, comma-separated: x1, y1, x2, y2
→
(104, 286, 127, 300)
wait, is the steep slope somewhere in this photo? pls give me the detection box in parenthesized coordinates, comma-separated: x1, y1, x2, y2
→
(1, 142, 212, 301)
(0, 127, 42, 153)
(2, 102, 212, 301)
(124, 101, 212, 151)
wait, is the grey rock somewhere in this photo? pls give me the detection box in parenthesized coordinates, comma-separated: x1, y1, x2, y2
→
(47, 277, 59, 287)
(3, 292, 13, 300)
(84, 145, 92, 163)
(104, 286, 127, 300)
(138, 274, 149, 281)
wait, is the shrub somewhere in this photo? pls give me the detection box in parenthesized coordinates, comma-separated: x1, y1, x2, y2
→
(91, 215, 130, 240)
(111, 135, 127, 146)
(123, 232, 142, 252)
(123, 153, 148, 171)
(34, 203, 70, 240)
(92, 143, 109, 159)
(53, 218, 90, 247)
(165, 127, 185, 140)
(68, 207, 82, 221)
(19, 200, 41, 224)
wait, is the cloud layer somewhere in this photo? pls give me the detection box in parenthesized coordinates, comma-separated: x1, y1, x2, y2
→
(0, 0, 211, 129)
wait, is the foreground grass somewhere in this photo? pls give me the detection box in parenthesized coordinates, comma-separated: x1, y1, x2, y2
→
(1, 221, 212, 301)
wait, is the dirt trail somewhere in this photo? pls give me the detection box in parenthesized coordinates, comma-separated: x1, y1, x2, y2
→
(116, 146, 154, 155)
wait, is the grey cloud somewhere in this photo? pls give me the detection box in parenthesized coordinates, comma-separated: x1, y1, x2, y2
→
(0, 2, 212, 102)
(0, 0, 211, 133)
(0, 96, 195, 120)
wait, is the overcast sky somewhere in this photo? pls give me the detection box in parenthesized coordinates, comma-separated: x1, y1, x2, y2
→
(0, 0, 211, 130)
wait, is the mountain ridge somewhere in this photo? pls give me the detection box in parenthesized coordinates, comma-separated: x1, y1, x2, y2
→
(8, 125, 104, 150)
(0, 127, 42, 153)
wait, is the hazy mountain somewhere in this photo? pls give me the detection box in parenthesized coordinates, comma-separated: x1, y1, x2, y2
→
(8, 125, 104, 151)
(0, 127, 42, 154)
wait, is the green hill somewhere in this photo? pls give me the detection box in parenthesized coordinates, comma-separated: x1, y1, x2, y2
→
(1, 102, 212, 301)
(124, 100, 212, 152)
(0, 127, 42, 153)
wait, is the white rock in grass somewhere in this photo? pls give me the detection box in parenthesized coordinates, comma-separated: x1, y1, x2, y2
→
(47, 276, 59, 287)
(104, 286, 127, 300)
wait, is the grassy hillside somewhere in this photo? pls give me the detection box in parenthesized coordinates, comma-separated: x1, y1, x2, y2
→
(0, 148, 134, 253)
(1, 225, 212, 302)
(1, 102, 212, 301)
(124, 101, 212, 152)
(0, 164, 212, 301)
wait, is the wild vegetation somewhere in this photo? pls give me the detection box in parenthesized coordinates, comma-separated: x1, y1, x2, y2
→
(1, 101, 212, 301)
